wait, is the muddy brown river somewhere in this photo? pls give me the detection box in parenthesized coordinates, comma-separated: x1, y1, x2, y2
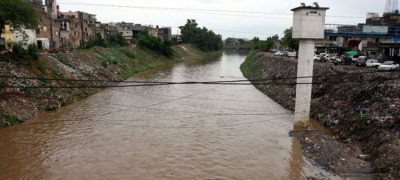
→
(0, 52, 338, 180)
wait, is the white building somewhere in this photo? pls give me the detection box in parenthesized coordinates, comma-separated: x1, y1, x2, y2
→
(13, 26, 37, 48)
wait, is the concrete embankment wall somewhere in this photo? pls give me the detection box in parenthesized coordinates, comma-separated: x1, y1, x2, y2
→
(0, 45, 215, 127)
(240, 52, 400, 179)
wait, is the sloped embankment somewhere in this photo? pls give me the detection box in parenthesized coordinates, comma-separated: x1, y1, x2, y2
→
(241, 52, 400, 180)
(0, 45, 216, 127)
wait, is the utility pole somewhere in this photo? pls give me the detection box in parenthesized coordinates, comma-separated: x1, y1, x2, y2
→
(291, 3, 329, 126)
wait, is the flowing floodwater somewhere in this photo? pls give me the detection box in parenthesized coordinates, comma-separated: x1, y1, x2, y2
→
(0, 51, 336, 180)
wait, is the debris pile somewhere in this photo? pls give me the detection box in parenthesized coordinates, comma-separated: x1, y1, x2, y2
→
(242, 52, 400, 180)
(0, 45, 204, 128)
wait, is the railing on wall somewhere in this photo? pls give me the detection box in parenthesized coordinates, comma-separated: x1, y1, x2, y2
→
(325, 24, 400, 38)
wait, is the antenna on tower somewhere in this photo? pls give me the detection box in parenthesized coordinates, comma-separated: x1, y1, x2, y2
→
(385, 0, 399, 14)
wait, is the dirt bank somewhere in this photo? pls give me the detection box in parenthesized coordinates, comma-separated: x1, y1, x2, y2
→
(241, 52, 400, 180)
(0, 45, 218, 128)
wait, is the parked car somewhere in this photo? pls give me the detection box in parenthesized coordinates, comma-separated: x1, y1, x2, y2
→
(320, 54, 329, 62)
(366, 59, 382, 68)
(271, 49, 280, 53)
(274, 51, 284, 56)
(328, 54, 335, 61)
(351, 55, 360, 64)
(355, 56, 367, 67)
(343, 55, 353, 65)
(378, 61, 400, 71)
(333, 56, 342, 65)
(287, 51, 297, 57)
(314, 55, 321, 61)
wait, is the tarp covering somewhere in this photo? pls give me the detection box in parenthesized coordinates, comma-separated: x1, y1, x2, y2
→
(345, 51, 358, 56)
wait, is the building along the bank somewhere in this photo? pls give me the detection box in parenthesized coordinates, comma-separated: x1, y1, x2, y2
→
(0, 25, 14, 50)
(117, 22, 135, 44)
(318, 7, 400, 62)
(158, 27, 172, 41)
(13, 26, 37, 48)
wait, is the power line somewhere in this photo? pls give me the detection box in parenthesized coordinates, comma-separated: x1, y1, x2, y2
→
(58, 1, 366, 19)
(1, 74, 399, 89)
(0, 69, 398, 85)
(60, 2, 362, 24)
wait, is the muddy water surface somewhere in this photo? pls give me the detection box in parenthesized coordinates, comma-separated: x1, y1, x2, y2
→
(0, 52, 337, 180)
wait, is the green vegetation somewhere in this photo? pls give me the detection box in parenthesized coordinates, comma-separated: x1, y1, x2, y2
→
(12, 43, 39, 61)
(253, 35, 279, 51)
(106, 32, 129, 47)
(240, 51, 263, 79)
(119, 48, 136, 59)
(28, 44, 39, 60)
(35, 60, 48, 75)
(138, 30, 174, 57)
(282, 28, 299, 50)
(85, 32, 129, 49)
(86, 33, 107, 48)
(2, 116, 24, 127)
(46, 105, 57, 111)
(0, 80, 5, 88)
(179, 19, 223, 52)
(0, 0, 39, 36)
(12, 43, 25, 59)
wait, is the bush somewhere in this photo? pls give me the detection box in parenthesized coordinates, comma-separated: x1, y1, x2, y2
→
(138, 30, 174, 57)
(46, 105, 57, 111)
(87, 33, 107, 48)
(12, 43, 26, 59)
(101, 60, 108, 68)
(28, 44, 39, 60)
(12, 43, 39, 61)
(0, 81, 4, 88)
(2, 116, 24, 127)
(107, 32, 129, 47)
(35, 61, 48, 74)
(119, 48, 136, 59)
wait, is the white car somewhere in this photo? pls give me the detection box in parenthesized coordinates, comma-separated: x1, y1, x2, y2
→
(378, 61, 400, 71)
(275, 51, 284, 56)
(314, 55, 321, 61)
(287, 51, 297, 57)
(366, 59, 382, 68)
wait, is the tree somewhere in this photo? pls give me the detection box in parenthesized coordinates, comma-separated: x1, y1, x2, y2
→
(282, 28, 299, 50)
(106, 32, 128, 47)
(0, 0, 39, 35)
(138, 30, 173, 57)
(179, 19, 223, 51)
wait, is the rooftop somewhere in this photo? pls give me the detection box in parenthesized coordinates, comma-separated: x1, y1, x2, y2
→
(291, 6, 329, 11)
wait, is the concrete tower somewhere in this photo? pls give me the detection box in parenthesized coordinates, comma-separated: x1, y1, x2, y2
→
(291, 3, 329, 126)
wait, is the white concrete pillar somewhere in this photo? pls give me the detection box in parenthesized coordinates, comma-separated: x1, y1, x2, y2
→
(294, 40, 315, 126)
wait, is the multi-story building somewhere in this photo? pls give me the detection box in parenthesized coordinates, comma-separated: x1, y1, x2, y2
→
(59, 12, 81, 48)
(13, 26, 37, 48)
(102, 23, 118, 37)
(158, 27, 172, 41)
(117, 22, 135, 43)
(0, 25, 14, 50)
(60, 11, 95, 47)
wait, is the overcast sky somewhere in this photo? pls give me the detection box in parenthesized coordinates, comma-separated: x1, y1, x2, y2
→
(58, 0, 390, 40)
